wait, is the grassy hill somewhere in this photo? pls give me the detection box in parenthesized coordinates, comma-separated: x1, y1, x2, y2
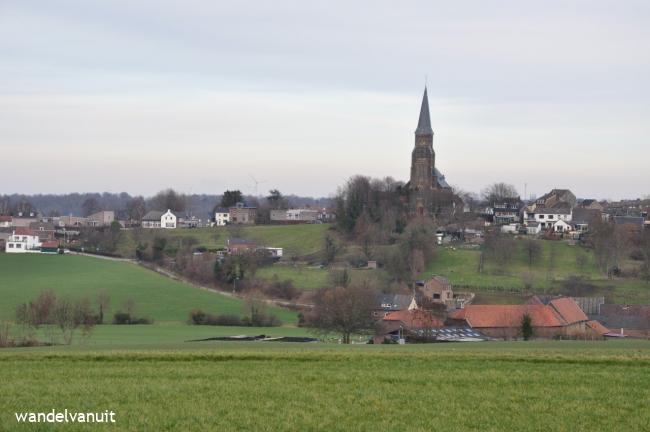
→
(0, 254, 297, 323)
(2, 340, 650, 430)
(119, 223, 330, 259)
(423, 240, 650, 304)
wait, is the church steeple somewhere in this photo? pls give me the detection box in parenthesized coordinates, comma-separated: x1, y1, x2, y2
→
(415, 86, 433, 136)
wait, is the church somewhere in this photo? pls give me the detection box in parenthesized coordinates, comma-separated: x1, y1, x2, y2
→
(404, 87, 453, 217)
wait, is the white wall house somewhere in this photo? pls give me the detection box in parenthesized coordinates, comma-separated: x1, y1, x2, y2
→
(142, 209, 177, 229)
(214, 208, 230, 226)
(286, 209, 319, 222)
(553, 219, 572, 233)
(524, 207, 572, 230)
(5, 228, 41, 253)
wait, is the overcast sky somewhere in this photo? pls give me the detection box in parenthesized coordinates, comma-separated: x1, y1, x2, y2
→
(1, 1, 649, 200)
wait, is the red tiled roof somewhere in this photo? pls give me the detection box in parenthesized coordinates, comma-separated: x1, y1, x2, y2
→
(0, 215, 11, 222)
(383, 309, 444, 329)
(549, 298, 589, 324)
(586, 320, 609, 335)
(40, 241, 59, 248)
(14, 227, 37, 236)
(448, 305, 565, 328)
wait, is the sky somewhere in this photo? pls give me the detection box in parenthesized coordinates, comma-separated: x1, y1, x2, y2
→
(1, 0, 649, 200)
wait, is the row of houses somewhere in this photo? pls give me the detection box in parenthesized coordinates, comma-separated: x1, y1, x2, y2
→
(0, 211, 116, 229)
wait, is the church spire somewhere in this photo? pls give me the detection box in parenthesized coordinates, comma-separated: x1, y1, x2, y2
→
(415, 86, 433, 136)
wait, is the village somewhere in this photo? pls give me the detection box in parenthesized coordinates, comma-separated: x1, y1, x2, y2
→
(2, 89, 649, 345)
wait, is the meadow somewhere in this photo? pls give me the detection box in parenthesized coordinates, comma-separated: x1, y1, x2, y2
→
(119, 223, 330, 259)
(0, 254, 297, 324)
(1, 340, 650, 431)
(424, 240, 650, 304)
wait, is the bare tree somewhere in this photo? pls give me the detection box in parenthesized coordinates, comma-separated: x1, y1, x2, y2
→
(306, 284, 378, 343)
(481, 182, 519, 203)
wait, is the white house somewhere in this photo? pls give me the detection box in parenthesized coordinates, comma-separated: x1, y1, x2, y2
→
(5, 228, 41, 253)
(286, 209, 319, 222)
(524, 207, 572, 230)
(214, 208, 230, 226)
(553, 219, 572, 233)
(526, 221, 542, 235)
(141, 209, 177, 229)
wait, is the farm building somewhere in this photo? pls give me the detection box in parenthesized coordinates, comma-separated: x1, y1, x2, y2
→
(447, 298, 606, 340)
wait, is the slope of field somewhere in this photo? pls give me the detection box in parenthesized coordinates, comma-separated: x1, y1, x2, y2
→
(1, 340, 649, 430)
(123, 223, 330, 258)
(0, 254, 296, 323)
(424, 241, 649, 303)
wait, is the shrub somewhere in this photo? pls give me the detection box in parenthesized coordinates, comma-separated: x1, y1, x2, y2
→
(112, 311, 153, 325)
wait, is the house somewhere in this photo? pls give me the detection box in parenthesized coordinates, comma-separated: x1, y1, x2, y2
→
(141, 210, 177, 229)
(88, 211, 115, 226)
(526, 221, 542, 235)
(214, 208, 230, 226)
(448, 297, 598, 339)
(417, 276, 454, 306)
(491, 197, 523, 225)
(29, 222, 56, 241)
(271, 208, 320, 223)
(0, 232, 9, 251)
(373, 294, 418, 318)
(552, 219, 572, 233)
(11, 217, 38, 228)
(570, 208, 601, 233)
(578, 199, 604, 211)
(227, 238, 257, 254)
(535, 189, 577, 209)
(0, 215, 12, 228)
(57, 215, 89, 227)
(5, 228, 42, 253)
(524, 207, 572, 230)
(229, 202, 257, 225)
(177, 216, 202, 228)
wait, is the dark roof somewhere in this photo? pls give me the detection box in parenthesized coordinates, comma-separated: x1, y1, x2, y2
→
(415, 87, 433, 136)
(534, 207, 571, 215)
(228, 237, 256, 245)
(571, 208, 600, 224)
(376, 294, 414, 311)
(434, 168, 450, 189)
(142, 210, 165, 221)
(214, 208, 229, 214)
(613, 216, 644, 227)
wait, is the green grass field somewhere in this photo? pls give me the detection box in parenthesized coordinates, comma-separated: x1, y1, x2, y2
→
(2, 340, 650, 431)
(122, 223, 330, 259)
(0, 254, 297, 324)
(424, 241, 650, 303)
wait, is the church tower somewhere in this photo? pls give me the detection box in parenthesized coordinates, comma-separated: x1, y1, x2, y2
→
(409, 87, 437, 216)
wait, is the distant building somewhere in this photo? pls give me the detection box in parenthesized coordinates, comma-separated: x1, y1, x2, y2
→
(88, 211, 115, 226)
(0, 215, 12, 228)
(373, 294, 418, 318)
(578, 199, 604, 211)
(214, 208, 230, 226)
(491, 197, 523, 225)
(229, 202, 257, 225)
(227, 238, 257, 254)
(142, 209, 177, 229)
(5, 228, 41, 253)
(270, 208, 319, 223)
(57, 215, 89, 227)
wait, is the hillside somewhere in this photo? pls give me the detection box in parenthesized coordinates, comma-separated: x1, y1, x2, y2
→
(119, 223, 330, 259)
(423, 240, 650, 304)
(0, 254, 297, 323)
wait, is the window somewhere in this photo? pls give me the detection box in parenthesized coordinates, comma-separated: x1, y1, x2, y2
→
(8, 243, 14, 248)
(539, 215, 544, 219)
(16, 244, 22, 249)
(548, 215, 554, 220)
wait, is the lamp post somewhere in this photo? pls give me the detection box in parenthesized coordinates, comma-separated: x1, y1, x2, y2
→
(233, 277, 239, 294)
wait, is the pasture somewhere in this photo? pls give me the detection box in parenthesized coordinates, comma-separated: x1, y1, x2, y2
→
(0, 254, 297, 324)
(1, 340, 650, 431)
(424, 241, 650, 304)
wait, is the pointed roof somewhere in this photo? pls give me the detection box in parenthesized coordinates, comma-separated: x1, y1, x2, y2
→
(415, 86, 433, 136)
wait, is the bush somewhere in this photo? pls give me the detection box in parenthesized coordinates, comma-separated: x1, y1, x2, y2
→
(263, 278, 300, 300)
(188, 309, 279, 327)
(112, 311, 153, 325)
